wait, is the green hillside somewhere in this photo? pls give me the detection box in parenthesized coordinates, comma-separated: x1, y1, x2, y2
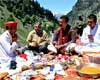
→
(0, 0, 58, 46)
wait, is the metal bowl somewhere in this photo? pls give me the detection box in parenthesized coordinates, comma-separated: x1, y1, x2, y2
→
(76, 63, 100, 79)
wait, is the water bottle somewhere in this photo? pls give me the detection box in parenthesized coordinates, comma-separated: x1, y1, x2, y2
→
(32, 62, 35, 70)
(47, 66, 55, 80)
(10, 60, 17, 69)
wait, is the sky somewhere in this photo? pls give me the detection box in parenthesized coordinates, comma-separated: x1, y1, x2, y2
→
(36, 0, 77, 14)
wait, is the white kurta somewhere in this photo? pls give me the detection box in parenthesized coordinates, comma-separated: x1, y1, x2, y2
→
(0, 31, 18, 63)
(81, 24, 100, 45)
(75, 24, 100, 54)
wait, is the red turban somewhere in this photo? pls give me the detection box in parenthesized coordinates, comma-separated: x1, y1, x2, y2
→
(4, 21, 17, 27)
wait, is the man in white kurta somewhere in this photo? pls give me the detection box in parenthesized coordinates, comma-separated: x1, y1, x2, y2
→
(75, 14, 100, 54)
(0, 21, 18, 64)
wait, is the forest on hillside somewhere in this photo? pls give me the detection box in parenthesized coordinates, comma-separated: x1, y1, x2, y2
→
(0, 0, 58, 24)
(0, 0, 58, 46)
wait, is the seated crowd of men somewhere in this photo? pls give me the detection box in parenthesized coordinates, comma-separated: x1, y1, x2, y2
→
(0, 14, 100, 64)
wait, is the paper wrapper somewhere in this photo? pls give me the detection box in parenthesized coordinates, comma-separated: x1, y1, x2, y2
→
(47, 42, 57, 53)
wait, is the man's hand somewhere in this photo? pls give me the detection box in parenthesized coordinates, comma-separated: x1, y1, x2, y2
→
(16, 50, 21, 55)
(55, 45, 62, 50)
(52, 41, 57, 46)
(88, 34, 94, 42)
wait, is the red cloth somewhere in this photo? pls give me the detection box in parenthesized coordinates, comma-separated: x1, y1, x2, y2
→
(58, 28, 68, 45)
(19, 53, 27, 60)
(4, 21, 17, 27)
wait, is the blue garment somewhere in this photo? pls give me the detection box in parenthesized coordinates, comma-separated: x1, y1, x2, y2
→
(90, 24, 98, 36)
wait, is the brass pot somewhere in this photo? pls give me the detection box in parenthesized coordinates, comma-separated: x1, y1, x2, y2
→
(76, 63, 100, 79)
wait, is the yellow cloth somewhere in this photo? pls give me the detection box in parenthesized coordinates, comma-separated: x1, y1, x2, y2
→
(26, 30, 49, 47)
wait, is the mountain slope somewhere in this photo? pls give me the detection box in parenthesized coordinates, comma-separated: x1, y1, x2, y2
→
(67, 0, 100, 26)
(0, 0, 58, 46)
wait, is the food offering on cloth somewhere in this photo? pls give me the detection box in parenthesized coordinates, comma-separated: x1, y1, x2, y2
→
(76, 63, 100, 79)
(30, 73, 45, 80)
(34, 64, 43, 69)
(0, 72, 9, 79)
(80, 66, 100, 74)
(55, 54, 69, 63)
(83, 51, 100, 55)
(55, 54, 70, 69)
